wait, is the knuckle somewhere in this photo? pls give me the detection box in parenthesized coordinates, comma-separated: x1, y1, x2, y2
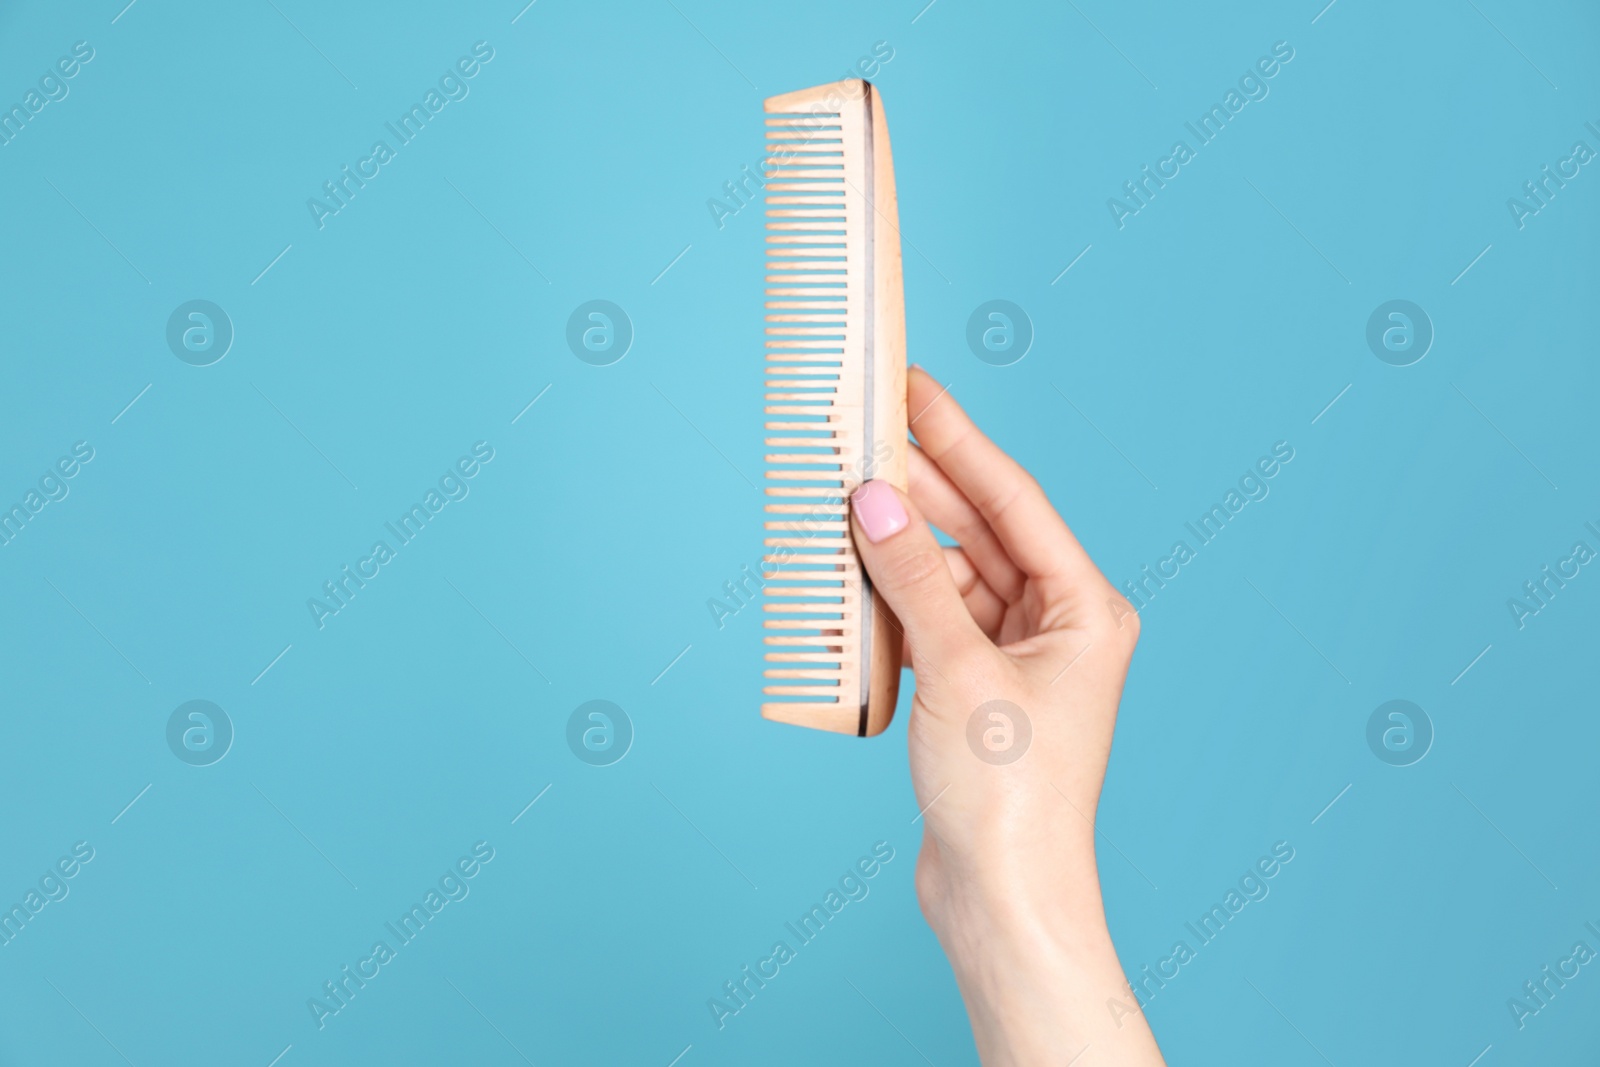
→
(885, 544, 948, 595)
(1097, 588, 1142, 644)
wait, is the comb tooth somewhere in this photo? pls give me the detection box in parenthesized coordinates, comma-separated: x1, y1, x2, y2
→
(763, 686, 846, 699)
(761, 527, 851, 537)
(764, 616, 848, 625)
(764, 468, 846, 479)
(764, 408, 836, 419)
(763, 670, 852, 683)
(765, 575, 849, 584)
(761, 585, 851, 601)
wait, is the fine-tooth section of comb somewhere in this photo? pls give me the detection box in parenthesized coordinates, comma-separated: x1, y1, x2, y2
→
(760, 79, 908, 738)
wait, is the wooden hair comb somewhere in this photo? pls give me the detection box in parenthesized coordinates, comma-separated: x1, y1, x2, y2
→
(760, 79, 908, 737)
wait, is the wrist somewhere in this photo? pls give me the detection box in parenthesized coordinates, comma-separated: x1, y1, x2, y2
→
(918, 839, 1163, 1066)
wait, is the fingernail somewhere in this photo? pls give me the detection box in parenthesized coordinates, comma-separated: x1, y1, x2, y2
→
(851, 480, 909, 543)
(909, 362, 923, 371)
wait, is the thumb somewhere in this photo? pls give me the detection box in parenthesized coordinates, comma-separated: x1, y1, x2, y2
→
(849, 480, 986, 671)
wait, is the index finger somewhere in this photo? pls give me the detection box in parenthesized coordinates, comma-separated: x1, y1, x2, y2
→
(907, 366, 1102, 590)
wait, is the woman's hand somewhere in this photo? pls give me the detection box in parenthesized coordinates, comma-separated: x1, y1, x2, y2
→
(849, 366, 1165, 1067)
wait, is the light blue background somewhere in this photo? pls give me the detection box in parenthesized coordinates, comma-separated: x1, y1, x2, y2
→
(1, 0, 1596, 1064)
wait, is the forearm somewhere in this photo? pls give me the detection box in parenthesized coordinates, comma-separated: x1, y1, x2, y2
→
(922, 843, 1165, 1067)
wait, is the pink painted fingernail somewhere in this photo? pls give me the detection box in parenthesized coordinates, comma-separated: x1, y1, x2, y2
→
(851, 480, 909, 543)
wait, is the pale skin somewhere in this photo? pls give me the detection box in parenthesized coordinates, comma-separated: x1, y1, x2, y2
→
(848, 366, 1166, 1067)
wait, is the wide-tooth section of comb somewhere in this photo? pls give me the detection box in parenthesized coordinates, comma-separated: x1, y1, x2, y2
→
(760, 82, 870, 736)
